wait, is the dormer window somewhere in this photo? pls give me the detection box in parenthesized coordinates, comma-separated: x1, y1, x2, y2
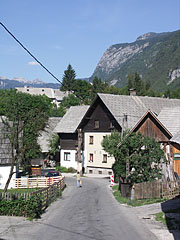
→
(94, 120, 99, 129)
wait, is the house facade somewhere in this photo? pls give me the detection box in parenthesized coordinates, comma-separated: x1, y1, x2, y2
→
(158, 107, 180, 177)
(118, 110, 175, 180)
(170, 131, 180, 176)
(54, 105, 89, 171)
(0, 119, 16, 189)
(37, 117, 62, 166)
(79, 97, 121, 175)
(16, 87, 68, 106)
(84, 132, 114, 175)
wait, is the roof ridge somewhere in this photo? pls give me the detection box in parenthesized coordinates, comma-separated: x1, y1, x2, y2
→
(132, 96, 146, 109)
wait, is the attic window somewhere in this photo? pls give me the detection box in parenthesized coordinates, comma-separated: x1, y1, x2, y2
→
(109, 121, 114, 129)
(42, 89, 44, 92)
(94, 120, 99, 129)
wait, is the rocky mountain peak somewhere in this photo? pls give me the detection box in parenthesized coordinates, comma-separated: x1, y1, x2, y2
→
(136, 32, 157, 41)
(91, 30, 180, 91)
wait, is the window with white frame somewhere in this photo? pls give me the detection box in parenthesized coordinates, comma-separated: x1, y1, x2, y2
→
(89, 136, 94, 144)
(64, 152, 71, 161)
(89, 153, 93, 162)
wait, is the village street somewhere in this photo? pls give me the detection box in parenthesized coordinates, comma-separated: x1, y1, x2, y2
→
(0, 176, 160, 240)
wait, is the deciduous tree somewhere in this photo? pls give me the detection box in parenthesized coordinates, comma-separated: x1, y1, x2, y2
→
(102, 131, 165, 183)
(0, 89, 51, 192)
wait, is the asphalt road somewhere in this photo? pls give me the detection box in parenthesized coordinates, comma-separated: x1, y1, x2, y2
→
(0, 176, 158, 240)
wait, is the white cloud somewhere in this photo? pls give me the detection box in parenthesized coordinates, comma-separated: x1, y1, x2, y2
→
(52, 45, 63, 51)
(28, 61, 40, 66)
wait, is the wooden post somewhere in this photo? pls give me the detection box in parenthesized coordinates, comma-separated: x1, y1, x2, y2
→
(77, 129, 83, 174)
(126, 157, 130, 180)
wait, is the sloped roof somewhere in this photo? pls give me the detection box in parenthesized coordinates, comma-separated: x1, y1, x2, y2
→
(16, 87, 68, 100)
(117, 110, 173, 148)
(158, 107, 180, 136)
(54, 90, 68, 101)
(54, 105, 89, 133)
(98, 93, 180, 129)
(170, 131, 180, 145)
(38, 117, 62, 153)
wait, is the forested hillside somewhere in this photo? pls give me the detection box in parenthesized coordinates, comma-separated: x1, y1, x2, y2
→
(91, 30, 180, 91)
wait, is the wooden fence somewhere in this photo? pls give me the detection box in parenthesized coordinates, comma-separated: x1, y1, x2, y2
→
(133, 181, 161, 199)
(0, 192, 31, 201)
(1, 176, 65, 206)
(31, 178, 65, 210)
(120, 179, 180, 200)
(133, 180, 180, 199)
(161, 180, 180, 199)
(14, 176, 62, 189)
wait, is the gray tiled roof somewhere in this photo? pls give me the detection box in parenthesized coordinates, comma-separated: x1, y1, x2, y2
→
(98, 93, 180, 129)
(16, 87, 68, 100)
(54, 105, 89, 133)
(170, 131, 180, 145)
(158, 107, 180, 136)
(38, 117, 62, 153)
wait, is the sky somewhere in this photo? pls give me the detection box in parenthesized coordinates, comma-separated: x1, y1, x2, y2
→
(0, 0, 180, 84)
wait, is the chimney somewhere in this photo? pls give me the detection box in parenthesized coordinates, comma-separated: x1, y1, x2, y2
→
(129, 88, 136, 96)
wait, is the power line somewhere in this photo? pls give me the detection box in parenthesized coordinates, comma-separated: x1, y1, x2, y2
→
(0, 21, 62, 84)
(0, 22, 88, 103)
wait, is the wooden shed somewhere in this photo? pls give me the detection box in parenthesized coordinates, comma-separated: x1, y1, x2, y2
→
(31, 158, 44, 176)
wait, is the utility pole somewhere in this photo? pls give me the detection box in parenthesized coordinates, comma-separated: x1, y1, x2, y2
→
(77, 129, 82, 174)
(121, 113, 128, 139)
(121, 113, 129, 181)
(126, 157, 130, 181)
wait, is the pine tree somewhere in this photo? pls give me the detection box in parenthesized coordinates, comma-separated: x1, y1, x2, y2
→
(60, 64, 76, 92)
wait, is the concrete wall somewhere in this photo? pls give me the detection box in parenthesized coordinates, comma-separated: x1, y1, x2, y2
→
(60, 149, 78, 170)
(84, 132, 115, 174)
(0, 166, 16, 189)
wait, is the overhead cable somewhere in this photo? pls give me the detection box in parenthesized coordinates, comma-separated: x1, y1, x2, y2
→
(0, 22, 62, 84)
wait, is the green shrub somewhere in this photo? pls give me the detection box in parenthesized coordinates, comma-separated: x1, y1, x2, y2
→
(66, 167, 76, 173)
(0, 195, 43, 219)
(56, 166, 76, 173)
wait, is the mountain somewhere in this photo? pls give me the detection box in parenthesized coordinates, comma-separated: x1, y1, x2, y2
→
(0, 76, 60, 89)
(91, 30, 180, 91)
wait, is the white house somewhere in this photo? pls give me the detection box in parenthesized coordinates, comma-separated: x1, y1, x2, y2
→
(53, 105, 89, 171)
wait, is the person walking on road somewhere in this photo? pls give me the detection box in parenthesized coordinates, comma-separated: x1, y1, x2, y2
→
(76, 171, 81, 187)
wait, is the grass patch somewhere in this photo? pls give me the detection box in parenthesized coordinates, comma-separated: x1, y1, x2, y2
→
(155, 207, 180, 230)
(112, 185, 165, 207)
(155, 212, 166, 224)
(0, 188, 39, 194)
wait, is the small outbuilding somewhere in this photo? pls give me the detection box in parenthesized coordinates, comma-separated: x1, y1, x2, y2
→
(31, 158, 44, 176)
